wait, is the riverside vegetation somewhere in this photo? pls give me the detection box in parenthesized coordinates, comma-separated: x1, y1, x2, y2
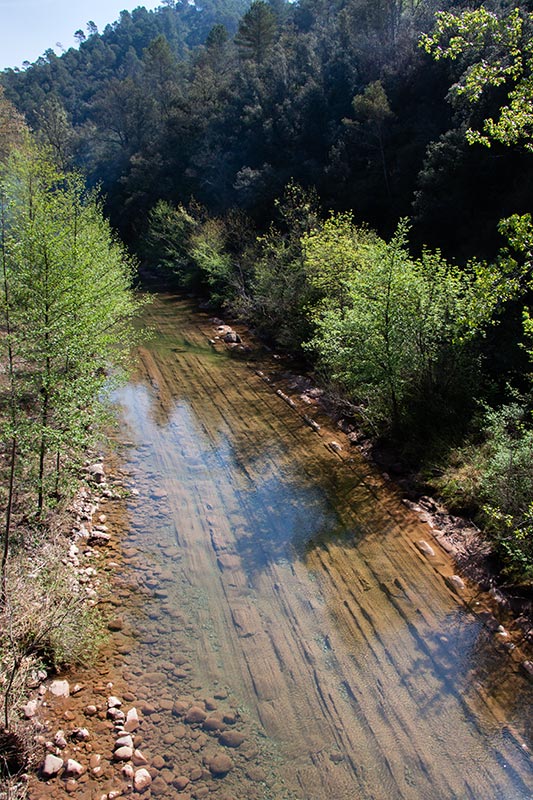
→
(0, 103, 142, 786)
(3, 0, 532, 589)
(1, 0, 533, 787)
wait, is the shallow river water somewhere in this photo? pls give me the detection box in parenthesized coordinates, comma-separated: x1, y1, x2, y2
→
(105, 294, 533, 800)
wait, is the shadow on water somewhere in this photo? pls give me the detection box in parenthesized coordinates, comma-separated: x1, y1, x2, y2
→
(113, 294, 533, 800)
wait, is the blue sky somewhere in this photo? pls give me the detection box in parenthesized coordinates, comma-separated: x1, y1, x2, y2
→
(0, 0, 163, 70)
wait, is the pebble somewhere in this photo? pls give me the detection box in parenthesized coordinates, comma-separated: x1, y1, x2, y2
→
(150, 776, 168, 796)
(49, 680, 70, 697)
(89, 754, 102, 770)
(114, 746, 133, 761)
(64, 759, 85, 778)
(115, 734, 134, 750)
(247, 766, 267, 782)
(123, 764, 135, 780)
(208, 753, 233, 776)
(203, 717, 226, 732)
(23, 699, 39, 719)
(107, 695, 122, 708)
(219, 731, 245, 748)
(416, 540, 435, 557)
(185, 706, 207, 724)
(132, 749, 149, 766)
(53, 730, 67, 749)
(42, 753, 63, 778)
(133, 768, 152, 793)
(446, 574, 465, 593)
(522, 660, 533, 679)
(124, 707, 140, 732)
(72, 727, 90, 741)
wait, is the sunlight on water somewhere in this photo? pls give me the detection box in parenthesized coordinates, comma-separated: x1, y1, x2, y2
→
(111, 295, 533, 800)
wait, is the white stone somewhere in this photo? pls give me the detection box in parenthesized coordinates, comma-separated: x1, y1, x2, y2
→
(132, 749, 148, 766)
(23, 699, 39, 719)
(416, 540, 435, 557)
(134, 768, 152, 793)
(122, 763, 134, 780)
(446, 574, 465, 592)
(42, 753, 64, 778)
(72, 727, 90, 741)
(124, 707, 140, 732)
(114, 734, 134, 750)
(64, 759, 85, 778)
(53, 730, 67, 749)
(107, 695, 122, 708)
(113, 746, 133, 761)
(49, 680, 70, 697)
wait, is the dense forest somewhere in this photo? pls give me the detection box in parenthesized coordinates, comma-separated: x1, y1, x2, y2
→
(2, 0, 533, 586)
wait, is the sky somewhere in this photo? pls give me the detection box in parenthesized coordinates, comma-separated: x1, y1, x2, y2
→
(0, 0, 163, 70)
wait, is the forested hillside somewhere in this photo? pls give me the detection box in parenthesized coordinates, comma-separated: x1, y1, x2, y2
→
(3, 0, 531, 256)
(2, 0, 533, 585)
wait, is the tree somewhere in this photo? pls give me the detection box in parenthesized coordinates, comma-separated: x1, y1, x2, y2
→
(252, 182, 320, 347)
(235, 1, 278, 63)
(304, 216, 512, 432)
(346, 80, 394, 197)
(420, 6, 533, 152)
(0, 143, 141, 531)
(35, 95, 76, 169)
(0, 88, 27, 165)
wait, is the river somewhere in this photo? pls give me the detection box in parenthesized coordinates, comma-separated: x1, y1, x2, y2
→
(105, 294, 533, 800)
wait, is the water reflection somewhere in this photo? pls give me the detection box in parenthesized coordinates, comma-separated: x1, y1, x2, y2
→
(114, 296, 533, 800)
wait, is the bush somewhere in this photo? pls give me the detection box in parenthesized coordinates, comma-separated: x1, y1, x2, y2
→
(0, 544, 106, 729)
(479, 403, 533, 582)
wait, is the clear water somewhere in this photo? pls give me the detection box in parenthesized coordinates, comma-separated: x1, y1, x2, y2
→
(113, 295, 533, 800)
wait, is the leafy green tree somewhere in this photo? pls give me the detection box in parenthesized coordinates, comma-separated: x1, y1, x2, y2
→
(304, 216, 512, 432)
(302, 212, 378, 311)
(0, 89, 27, 166)
(346, 80, 394, 197)
(0, 143, 141, 524)
(235, 1, 278, 63)
(252, 182, 320, 347)
(143, 200, 198, 284)
(420, 6, 533, 152)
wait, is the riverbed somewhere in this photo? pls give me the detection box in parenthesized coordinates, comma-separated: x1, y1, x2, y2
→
(34, 294, 533, 800)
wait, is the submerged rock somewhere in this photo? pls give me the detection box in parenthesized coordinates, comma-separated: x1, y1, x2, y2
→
(416, 540, 435, 557)
(208, 753, 233, 776)
(134, 768, 152, 793)
(219, 730, 245, 748)
(446, 574, 465, 593)
(185, 706, 207, 724)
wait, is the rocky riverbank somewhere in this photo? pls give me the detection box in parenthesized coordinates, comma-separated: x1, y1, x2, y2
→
(6, 297, 532, 800)
(18, 451, 290, 800)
